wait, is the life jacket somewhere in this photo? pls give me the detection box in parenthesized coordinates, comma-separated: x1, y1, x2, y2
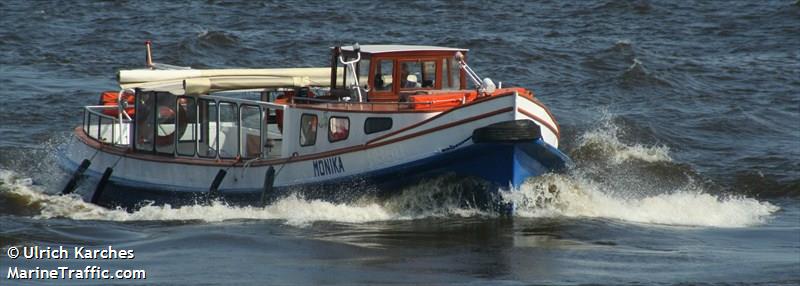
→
(99, 91, 135, 117)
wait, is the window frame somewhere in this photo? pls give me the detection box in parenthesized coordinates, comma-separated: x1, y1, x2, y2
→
(328, 116, 350, 143)
(176, 96, 197, 157)
(299, 113, 318, 147)
(398, 58, 440, 91)
(133, 91, 155, 153)
(217, 101, 240, 159)
(371, 58, 395, 93)
(239, 104, 263, 159)
(197, 99, 218, 159)
(154, 93, 178, 156)
(364, 117, 393, 134)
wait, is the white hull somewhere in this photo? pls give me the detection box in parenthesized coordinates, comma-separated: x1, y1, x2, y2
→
(63, 93, 561, 196)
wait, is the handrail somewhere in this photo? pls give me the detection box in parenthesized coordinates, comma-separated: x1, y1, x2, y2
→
(198, 94, 286, 110)
(83, 105, 132, 146)
(118, 88, 134, 121)
(291, 96, 460, 106)
(84, 105, 131, 120)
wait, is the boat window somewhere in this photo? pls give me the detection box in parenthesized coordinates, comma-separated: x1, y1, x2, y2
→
(364, 117, 392, 134)
(154, 93, 177, 155)
(449, 57, 461, 89)
(443, 58, 458, 90)
(176, 96, 197, 157)
(328, 117, 349, 142)
(198, 99, 218, 158)
(345, 57, 370, 90)
(240, 104, 262, 158)
(134, 92, 156, 152)
(358, 58, 370, 89)
(400, 60, 436, 89)
(218, 102, 239, 159)
(421, 60, 436, 88)
(399, 61, 421, 89)
(374, 59, 393, 91)
(300, 113, 318, 146)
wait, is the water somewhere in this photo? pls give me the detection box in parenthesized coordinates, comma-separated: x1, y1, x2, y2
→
(1, 0, 798, 284)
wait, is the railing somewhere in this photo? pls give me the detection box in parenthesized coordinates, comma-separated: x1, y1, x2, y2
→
(82, 105, 132, 146)
(199, 94, 286, 111)
(289, 96, 465, 111)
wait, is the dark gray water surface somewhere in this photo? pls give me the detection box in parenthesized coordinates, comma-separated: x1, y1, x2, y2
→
(1, 1, 798, 285)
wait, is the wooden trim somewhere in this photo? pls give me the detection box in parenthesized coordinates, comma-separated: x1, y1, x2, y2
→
(293, 104, 445, 114)
(368, 107, 513, 149)
(435, 58, 442, 90)
(366, 92, 517, 144)
(330, 47, 339, 89)
(519, 96, 561, 135)
(518, 108, 560, 139)
(369, 57, 397, 100)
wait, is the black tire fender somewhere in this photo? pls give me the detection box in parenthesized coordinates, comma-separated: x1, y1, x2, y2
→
(472, 119, 542, 143)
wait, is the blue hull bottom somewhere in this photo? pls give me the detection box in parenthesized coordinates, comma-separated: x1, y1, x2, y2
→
(65, 139, 571, 210)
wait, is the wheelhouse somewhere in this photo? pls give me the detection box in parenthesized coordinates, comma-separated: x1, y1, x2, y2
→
(330, 45, 468, 102)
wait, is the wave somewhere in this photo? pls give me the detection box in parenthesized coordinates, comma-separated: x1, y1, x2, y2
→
(0, 164, 778, 229)
(572, 111, 671, 164)
(504, 173, 778, 227)
(582, 40, 672, 88)
(620, 57, 672, 87)
(0, 113, 781, 228)
(1, 170, 395, 227)
(196, 30, 240, 47)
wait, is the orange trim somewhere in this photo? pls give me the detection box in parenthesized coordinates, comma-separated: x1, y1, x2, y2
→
(518, 108, 560, 139)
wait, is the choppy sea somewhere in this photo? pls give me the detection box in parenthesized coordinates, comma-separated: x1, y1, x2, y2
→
(1, 0, 798, 285)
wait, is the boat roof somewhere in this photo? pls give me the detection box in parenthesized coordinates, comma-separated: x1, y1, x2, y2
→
(339, 45, 468, 54)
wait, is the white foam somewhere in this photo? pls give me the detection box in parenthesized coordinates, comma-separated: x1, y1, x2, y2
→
(578, 112, 671, 164)
(507, 174, 779, 228)
(1, 169, 399, 227)
(38, 195, 399, 227)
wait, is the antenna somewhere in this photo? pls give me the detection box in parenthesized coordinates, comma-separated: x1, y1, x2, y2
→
(145, 40, 154, 69)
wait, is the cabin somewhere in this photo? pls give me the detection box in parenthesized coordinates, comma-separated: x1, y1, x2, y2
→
(329, 45, 467, 103)
(83, 45, 497, 164)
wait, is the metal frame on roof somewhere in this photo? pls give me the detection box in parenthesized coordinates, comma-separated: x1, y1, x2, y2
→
(338, 45, 468, 54)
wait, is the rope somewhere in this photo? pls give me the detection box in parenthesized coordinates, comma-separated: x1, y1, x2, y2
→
(110, 154, 124, 168)
(88, 147, 101, 161)
(274, 152, 299, 178)
(441, 136, 472, 152)
(240, 156, 260, 178)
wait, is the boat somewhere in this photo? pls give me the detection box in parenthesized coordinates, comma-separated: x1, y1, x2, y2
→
(59, 42, 571, 210)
